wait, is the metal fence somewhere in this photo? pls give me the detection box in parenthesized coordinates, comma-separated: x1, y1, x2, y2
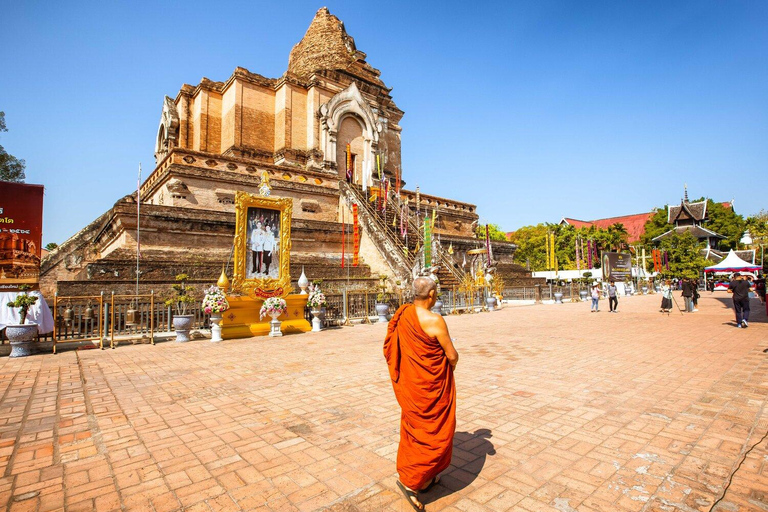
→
(42, 294, 210, 352)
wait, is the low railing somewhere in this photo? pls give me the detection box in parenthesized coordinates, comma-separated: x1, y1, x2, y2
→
(500, 287, 538, 301)
(45, 293, 209, 352)
(305, 290, 406, 326)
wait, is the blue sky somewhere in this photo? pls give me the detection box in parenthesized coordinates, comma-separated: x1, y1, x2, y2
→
(1, 0, 766, 245)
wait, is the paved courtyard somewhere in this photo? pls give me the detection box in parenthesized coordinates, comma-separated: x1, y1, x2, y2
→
(1, 293, 767, 512)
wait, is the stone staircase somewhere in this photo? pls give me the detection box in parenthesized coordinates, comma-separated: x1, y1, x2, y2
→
(340, 181, 467, 290)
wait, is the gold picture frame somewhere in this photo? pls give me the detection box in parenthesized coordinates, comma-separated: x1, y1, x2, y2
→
(232, 191, 293, 298)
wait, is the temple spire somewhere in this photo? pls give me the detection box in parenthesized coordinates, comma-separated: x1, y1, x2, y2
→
(683, 183, 689, 202)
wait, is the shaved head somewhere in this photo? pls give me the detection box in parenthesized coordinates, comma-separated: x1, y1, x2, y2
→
(413, 277, 437, 300)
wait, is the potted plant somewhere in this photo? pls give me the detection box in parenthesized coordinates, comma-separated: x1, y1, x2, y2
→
(165, 274, 197, 342)
(307, 284, 327, 332)
(311, 280, 326, 321)
(375, 275, 390, 323)
(202, 285, 229, 343)
(6, 285, 40, 357)
(260, 296, 287, 337)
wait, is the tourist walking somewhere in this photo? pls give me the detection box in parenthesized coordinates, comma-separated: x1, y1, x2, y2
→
(590, 283, 601, 312)
(607, 280, 618, 313)
(681, 278, 694, 312)
(660, 279, 673, 313)
(384, 277, 458, 511)
(728, 272, 752, 328)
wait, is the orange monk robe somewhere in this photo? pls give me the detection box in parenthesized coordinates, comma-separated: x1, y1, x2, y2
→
(383, 304, 456, 490)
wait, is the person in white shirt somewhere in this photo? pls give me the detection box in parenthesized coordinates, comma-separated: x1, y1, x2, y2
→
(251, 223, 265, 274)
(262, 223, 275, 275)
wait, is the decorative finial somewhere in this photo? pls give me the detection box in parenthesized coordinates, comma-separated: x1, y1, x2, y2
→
(217, 266, 230, 292)
(684, 183, 688, 202)
(259, 171, 271, 197)
(298, 266, 309, 295)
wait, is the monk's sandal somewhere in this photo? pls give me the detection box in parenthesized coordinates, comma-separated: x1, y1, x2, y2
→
(397, 480, 425, 511)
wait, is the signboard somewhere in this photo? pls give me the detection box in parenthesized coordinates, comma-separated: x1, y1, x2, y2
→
(602, 252, 632, 282)
(0, 181, 44, 291)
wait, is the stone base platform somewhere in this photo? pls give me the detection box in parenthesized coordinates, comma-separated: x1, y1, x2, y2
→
(221, 294, 310, 338)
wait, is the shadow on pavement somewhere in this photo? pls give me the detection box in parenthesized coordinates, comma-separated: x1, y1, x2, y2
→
(713, 297, 768, 323)
(421, 428, 496, 505)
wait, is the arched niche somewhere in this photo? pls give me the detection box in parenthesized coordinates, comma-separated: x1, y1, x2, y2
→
(335, 115, 366, 183)
(319, 82, 381, 190)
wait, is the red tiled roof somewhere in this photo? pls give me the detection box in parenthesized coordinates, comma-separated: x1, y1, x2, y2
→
(562, 212, 655, 243)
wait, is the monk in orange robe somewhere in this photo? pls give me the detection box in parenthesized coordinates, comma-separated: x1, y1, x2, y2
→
(384, 277, 459, 511)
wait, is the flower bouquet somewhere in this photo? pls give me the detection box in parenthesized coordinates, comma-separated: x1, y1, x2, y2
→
(259, 296, 287, 320)
(307, 288, 327, 309)
(202, 285, 229, 315)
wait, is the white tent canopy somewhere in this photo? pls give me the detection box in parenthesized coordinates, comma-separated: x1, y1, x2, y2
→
(704, 249, 761, 273)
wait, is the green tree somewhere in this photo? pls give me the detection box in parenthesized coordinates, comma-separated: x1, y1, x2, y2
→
(44, 242, 59, 251)
(746, 210, 768, 241)
(508, 224, 549, 270)
(704, 199, 745, 250)
(606, 223, 629, 251)
(657, 232, 708, 279)
(641, 207, 672, 245)
(0, 112, 26, 183)
(475, 223, 509, 242)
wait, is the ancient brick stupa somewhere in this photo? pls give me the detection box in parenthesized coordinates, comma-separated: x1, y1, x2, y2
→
(41, 8, 532, 297)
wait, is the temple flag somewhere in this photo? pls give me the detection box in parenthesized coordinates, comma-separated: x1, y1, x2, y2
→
(400, 203, 407, 237)
(485, 224, 492, 266)
(592, 240, 598, 267)
(346, 144, 352, 183)
(587, 240, 593, 269)
(424, 216, 432, 268)
(352, 203, 359, 267)
(137, 163, 142, 259)
(549, 232, 556, 270)
(415, 186, 420, 216)
(341, 208, 345, 268)
(377, 154, 382, 181)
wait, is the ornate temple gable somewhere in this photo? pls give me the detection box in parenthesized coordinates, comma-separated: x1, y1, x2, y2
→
(154, 96, 180, 164)
(668, 200, 707, 226)
(288, 7, 385, 88)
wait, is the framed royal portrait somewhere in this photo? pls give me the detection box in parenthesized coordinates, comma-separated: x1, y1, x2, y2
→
(232, 191, 293, 298)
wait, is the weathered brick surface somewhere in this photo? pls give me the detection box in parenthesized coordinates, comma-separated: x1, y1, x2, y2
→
(3, 292, 765, 511)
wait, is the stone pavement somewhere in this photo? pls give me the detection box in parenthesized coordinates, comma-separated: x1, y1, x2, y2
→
(1, 293, 767, 512)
